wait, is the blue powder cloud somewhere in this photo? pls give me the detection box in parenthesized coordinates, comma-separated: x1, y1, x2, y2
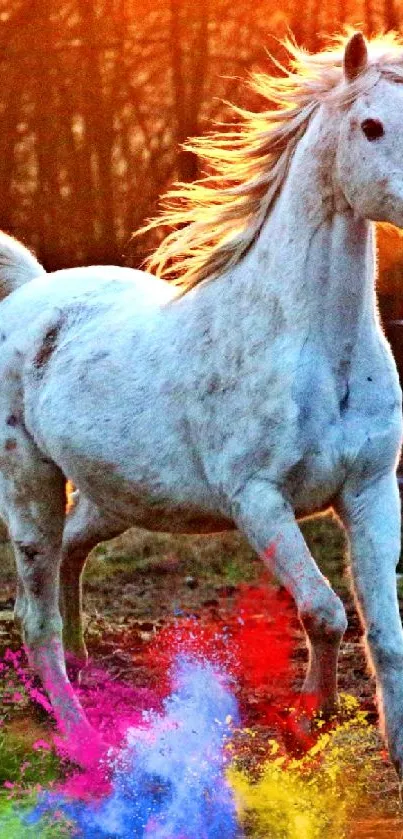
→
(29, 656, 243, 838)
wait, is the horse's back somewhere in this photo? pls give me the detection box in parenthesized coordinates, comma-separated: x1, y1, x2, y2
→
(0, 264, 174, 326)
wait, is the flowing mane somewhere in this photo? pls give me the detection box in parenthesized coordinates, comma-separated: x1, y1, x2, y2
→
(141, 31, 403, 295)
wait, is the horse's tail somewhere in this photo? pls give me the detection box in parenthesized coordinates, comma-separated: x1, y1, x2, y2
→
(0, 231, 45, 301)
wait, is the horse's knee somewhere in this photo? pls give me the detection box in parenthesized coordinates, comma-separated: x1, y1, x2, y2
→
(15, 539, 60, 597)
(14, 543, 62, 647)
(23, 608, 63, 648)
(299, 588, 347, 642)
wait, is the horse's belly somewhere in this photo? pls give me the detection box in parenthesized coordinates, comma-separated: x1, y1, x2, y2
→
(72, 478, 235, 535)
(119, 505, 235, 535)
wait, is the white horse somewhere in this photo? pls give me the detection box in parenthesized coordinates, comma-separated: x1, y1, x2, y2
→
(1, 30, 403, 773)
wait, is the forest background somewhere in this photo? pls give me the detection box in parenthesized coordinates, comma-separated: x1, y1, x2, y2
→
(0, 0, 403, 323)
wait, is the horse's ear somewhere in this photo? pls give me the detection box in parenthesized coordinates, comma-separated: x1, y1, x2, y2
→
(343, 32, 368, 81)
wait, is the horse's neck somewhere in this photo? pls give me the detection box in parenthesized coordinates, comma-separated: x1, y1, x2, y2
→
(238, 110, 376, 362)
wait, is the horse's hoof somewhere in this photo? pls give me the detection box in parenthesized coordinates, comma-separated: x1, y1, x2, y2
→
(65, 653, 88, 685)
(54, 729, 112, 770)
(282, 711, 314, 757)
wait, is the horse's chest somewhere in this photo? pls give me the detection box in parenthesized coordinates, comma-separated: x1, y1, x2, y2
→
(286, 395, 402, 516)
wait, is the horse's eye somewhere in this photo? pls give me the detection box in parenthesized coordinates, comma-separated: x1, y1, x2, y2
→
(361, 118, 384, 141)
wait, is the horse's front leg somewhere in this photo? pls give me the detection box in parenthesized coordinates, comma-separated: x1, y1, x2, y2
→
(336, 471, 403, 777)
(232, 479, 347, 717)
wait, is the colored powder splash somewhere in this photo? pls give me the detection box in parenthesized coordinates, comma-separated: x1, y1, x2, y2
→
(144, 585, 297, 726)
(1, 646, 163, 789)
(0, 695, 377, 839)
(227, 695, 375, 839)
(27, 656, 242, 838)
(0, 584, 384, 837)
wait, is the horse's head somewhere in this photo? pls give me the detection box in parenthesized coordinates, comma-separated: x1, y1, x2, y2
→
(336, 32, 403, 227)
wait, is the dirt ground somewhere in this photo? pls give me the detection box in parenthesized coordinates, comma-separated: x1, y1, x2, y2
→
(1, 514, 403, 836)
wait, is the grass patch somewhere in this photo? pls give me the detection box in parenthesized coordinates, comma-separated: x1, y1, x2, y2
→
(83, 513, 348, 592)
(0, 723, 69, 838)
(300, 513, 348, 592)
(0, 510, 358, 595)
(84, 528, 262, 587)
(0, 725, 62, 789)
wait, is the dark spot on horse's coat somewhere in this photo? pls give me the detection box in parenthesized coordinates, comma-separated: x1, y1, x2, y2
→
(270, 297, 286, 335)
(206, 373, 221, 394)
(4, 438, 17, 451)
(339, 383, 349, 412)
(6, 414, 18, 427)
(16, 543, 39, 562)
(0, 333, 6, 343)
(33, 320, 64, 375)
(201, 325, 213, 346)
(367, 376, 372, 382)
(91, 350, 109, 363)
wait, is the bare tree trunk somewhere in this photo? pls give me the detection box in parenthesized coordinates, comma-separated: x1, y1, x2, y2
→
(0, 78, 19, 233)
(363, 0, 375, 36)
(384, 0, 400, 30)
(170, 0, 209, 182)
(339, 0, 348, 29)
(32, 0, 61, 265)
(288, 0, 306, 46)
(308, 0, 322, 50)
(78, 0, 118, 263)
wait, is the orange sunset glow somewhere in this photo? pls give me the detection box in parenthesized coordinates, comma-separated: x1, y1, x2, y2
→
(2, 4, 403, 839)
(0, 0, 401, 317)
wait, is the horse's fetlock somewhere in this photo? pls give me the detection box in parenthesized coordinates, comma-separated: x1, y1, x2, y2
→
(300, 592, 347, 640)
(14, 587, 26, 622)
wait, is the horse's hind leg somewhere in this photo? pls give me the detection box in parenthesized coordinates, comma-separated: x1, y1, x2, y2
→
(60, 491, 122, 680)
(232, 478, 347, 718)
(60, 541, 89, 681)
(0, 432, 94, 748)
